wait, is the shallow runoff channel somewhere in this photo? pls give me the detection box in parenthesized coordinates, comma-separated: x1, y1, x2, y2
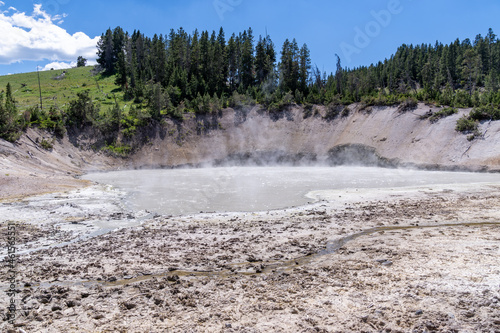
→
(82, 166, 500, 216)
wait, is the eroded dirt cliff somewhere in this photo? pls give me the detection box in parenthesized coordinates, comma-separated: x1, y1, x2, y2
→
(126, 103, 500, 171)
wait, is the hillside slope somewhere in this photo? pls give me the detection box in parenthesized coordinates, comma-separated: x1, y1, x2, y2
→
(0, 66, 127, 111)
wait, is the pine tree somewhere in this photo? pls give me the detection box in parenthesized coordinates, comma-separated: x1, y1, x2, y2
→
(150, 83, 163, 120)
(4, 83, 15, 116)
(112, 27, 126, 65)
(240, 28, 255, 89)
(214, 27, 228, 95)
(298, 43, 311, 94)
(132, 30, 146, 81)
(0, 91, 8, 139)
(255, 35, 276, 85)
(77, 56, 87, 67)
(199, 30, 211, 93)
(227, 34, 239, 90)
(189, 30, 201, 84)
(66, 91, 98, 127)
(96, 28, 114, 73)
(255, 36, 267, 84)
(335, 54, 343, 94)
(115, 50, 128, 89)
(151, 34, 167, 85)
(279, 38, 300, 93)
(462, 48, 482, 95)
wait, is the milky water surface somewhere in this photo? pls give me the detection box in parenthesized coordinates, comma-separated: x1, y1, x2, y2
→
(82, 166, 500, 215)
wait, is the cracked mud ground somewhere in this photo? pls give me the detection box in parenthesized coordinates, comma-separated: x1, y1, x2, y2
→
(1, 184, 500, 332)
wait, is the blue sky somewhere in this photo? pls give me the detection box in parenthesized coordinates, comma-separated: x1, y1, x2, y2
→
(0, 0, 499, 76)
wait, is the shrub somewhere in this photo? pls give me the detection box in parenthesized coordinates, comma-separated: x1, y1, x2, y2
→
(282, 91, 294, 105)
(30, 106, 65, 138)
(469, 104, 500, 121)
(66, 90, 99, 127)
(268, 91, 294, 112)
(455, 116, 480, 139)
(168, 102, 185, 121)
(428, 107, 457, 123)
(303, 103, 314, 118)
(453, 90, 472, 108)
(102, 144, 131, 157)
(341, 106, 350, 117)
(228, 91, 256, 108)
(294, 89, 304, 104)
(40, 138, 54, 150)
(324, 103, 342, 120)
(398, 97, 418, 112)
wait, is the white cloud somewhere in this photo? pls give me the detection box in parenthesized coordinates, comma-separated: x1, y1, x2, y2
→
(41, 59, 97, 71)
(42, 61, 75, 71)
(0, 4, 99, 65)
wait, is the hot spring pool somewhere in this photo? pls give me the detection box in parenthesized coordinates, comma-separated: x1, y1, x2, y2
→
(82, 166, 500, 215)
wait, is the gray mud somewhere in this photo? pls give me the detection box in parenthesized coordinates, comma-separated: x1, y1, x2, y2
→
(1, 179, 500, 332)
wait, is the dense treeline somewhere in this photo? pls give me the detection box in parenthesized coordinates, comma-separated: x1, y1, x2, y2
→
(96, 26, 311, 114)
(1, 27, 500, 146)
(338, 28, 500, 108)
(96, 26, 500, 112)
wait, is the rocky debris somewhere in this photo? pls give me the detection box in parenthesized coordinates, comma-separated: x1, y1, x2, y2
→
(0, 183, 499, 331)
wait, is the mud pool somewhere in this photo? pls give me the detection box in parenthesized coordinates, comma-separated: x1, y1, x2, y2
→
(4, 165, 500, 332)
(82, 166, 500, 215)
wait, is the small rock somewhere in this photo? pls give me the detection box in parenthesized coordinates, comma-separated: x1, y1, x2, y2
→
(66, 300, 77, 308)
(463, 310, 475, 318)
(93, 313, 104, 320)
(39, 295, 51, 304)
(51, 305, 62, 311)
(167, 275, 179, 282)
(426, 321, 438, 330)
(123, 302, 136, 310)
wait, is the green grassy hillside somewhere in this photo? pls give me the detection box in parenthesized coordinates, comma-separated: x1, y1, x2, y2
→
(0, 66, 127, 112)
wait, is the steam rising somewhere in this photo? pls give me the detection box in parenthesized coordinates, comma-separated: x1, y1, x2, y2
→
(129, 103, 495, 172)
(132, 105, 406, 169)
(83, 166, 500, 216)
(81, 104, 500, 215)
